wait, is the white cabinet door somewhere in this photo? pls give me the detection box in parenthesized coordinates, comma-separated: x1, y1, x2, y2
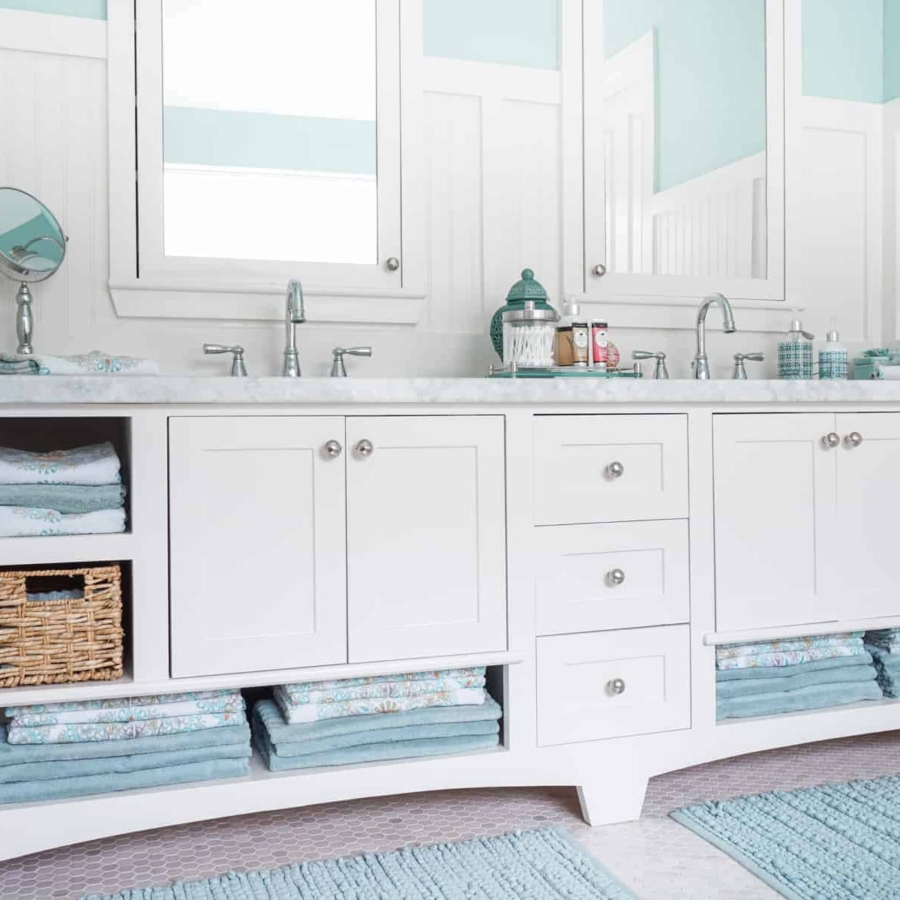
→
(713, 413, 838, 632)
(834, 413, 900, 620)
(346, 416, 507, 662)
(169, 417, 347, 677)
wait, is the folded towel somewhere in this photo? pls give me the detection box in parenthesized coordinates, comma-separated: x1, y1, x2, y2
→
(716, 680, 883, 720)
(0, 442, 121, 486)
(0, 359, 41, 375)
(0, 482, 125, 513)
(865, 645, 900, 697)
(0, 735, 250, 785)
(716, 644, 868, 671)
(8, 689, 240, 718)
(277, 675, 487, 708)
(273, 685, 486, 724)
(254, 724, 499, 772)
(0, 350, 159, 377)
(716, 663, 877, 700)
(257, 695, 502, 749)
(0, 506, 126, 537)
(716, 633, 863, 661)
(865, 630, 900, 654)
(281, 667, 487, 697)
(0, 757, 248, 805)
(7, 711, 245, 744)
(10, 694, 245, 728)
(716, 654, 874, 682)
(0, 721, 250, 767)
(27, 590, 83, 601)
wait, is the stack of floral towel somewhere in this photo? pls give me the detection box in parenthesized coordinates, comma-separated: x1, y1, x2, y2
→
(0, 442, 127, 537)
(0, 690, 250, 803)
(864, 629, 900, 697)
(253, 667, 501, 771)
(716, 632, 881, 721)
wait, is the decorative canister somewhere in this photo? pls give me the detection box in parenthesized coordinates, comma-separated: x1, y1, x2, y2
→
(778, 318, 815, 380)
(490, 269, 557, 359)
(502, 301, 558, 368)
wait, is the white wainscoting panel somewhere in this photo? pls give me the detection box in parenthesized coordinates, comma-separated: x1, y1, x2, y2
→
(885, 97, 900, 341)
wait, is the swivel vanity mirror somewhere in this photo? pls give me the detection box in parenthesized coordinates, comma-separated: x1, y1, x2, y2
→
(0, 187, 67, 355)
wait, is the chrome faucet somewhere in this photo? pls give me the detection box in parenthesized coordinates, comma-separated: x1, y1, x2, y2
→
(282, 279, 305, 377)
(693, 293, 736, 380)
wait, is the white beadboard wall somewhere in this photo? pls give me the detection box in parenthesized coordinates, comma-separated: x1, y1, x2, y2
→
(0, 11, 894, 379)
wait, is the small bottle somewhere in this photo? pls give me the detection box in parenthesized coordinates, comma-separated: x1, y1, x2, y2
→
(555, 297, 581, 367)
(819, 329, 848, 380)
(571, 320, 590, 367)
(778, 316, 815, 380)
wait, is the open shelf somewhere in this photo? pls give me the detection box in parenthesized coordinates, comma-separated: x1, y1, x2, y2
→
(0, 532, 135, 567)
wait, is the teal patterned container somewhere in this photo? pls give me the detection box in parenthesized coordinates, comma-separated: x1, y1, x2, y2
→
(818, 330, 848, 379)
(490, 269, 557, 359)
(778, 318, 815, 380)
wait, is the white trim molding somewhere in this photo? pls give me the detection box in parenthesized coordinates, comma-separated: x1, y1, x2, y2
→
(0, 8, 107, 59)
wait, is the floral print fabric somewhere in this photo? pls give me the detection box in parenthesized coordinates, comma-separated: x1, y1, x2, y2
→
(0, 442, 121, 486)
(0, 350, 159, 376)
(716, 644, 868, 671)
(7, 689, 238, 717)
(281, 667, 487, 697)
(716, 633, 864, 662)
(278, 675, 486, 708)
(6, 713, 244, 744)
(0, 505, 125, 537)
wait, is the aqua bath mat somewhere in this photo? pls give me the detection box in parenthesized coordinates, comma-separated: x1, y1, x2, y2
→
(672, 774, 900, 899)
(80, 827, 636, 899)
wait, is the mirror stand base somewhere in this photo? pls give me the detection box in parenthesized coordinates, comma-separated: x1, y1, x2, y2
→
(15, 282, 34, 356)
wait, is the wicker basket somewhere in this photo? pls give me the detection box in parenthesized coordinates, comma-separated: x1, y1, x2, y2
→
(0, 564, 124, 688)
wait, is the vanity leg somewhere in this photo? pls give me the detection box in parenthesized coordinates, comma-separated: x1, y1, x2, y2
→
(577, 774, 648, 827)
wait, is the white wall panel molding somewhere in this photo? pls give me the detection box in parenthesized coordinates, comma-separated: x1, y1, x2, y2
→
(884, 96, 900, 340)
(0, 8, 106, 59)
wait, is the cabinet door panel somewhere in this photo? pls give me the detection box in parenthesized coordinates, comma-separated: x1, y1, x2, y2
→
(346, 416, 507, 662)
(713, 413, 837, 632)
(834, 413, 900, 619)
(169, 417, 347, 677)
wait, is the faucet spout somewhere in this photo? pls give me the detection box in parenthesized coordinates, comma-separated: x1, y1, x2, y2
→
(282, 279, 304, 377)
(693, 292, 736, 380)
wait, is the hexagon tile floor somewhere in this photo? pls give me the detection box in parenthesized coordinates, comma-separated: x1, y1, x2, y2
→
(3, 731, 900, 900)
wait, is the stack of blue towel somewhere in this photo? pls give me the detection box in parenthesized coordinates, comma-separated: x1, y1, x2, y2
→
(0, 442, 126, 537)
(254, 667, 501, 771)
(0, 690, 250, 803)
(716, 632, 881, 721)
(864, 629, 900, 697)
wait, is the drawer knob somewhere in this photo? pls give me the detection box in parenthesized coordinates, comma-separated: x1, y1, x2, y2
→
(355, 439, 374, 458)
(607, 568, 626, 587)
(844, 432, 863, 448)
(323, 440, 343, 458)
(822, 433, 840, 449)
(606, 461, 625, 479)
(608, 678, 626, 696)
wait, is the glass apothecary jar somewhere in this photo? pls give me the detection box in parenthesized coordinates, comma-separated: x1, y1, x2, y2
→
(502, 301, 558, 369)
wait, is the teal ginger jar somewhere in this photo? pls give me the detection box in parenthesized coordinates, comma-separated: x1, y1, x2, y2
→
(490, 268, 557, 359)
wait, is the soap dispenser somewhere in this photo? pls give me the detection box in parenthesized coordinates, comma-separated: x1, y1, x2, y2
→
(778, 315, 815, 380)
(818, 324, 848, 380)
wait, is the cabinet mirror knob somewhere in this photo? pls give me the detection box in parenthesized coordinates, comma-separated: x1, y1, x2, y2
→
(592, 263, 607, 277)
(845, 432, 863, 448)
(822, 433, 840, 449)
(323, 440, 343, 458)
(355, 439, 375, 457)
(385, 256, 401, 272)
(607, 568, 626, 587)
(607, 460, 625, 479)
(608, 678, 626, 696)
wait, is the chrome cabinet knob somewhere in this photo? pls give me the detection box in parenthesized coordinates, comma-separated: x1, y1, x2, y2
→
(386, 257, 401, 272)
(608, 678, 626, 696)
(355, 439, 374, 457)
(845, 432, 863, 448)
(822, 433, 841, 449)
(592, 263, 607, 277)
(607, 568, 626, 587)
(323, 440, 343, 458)
(607, 461, 625, 479)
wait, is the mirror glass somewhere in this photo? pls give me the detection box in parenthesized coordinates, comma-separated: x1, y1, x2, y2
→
(161, 0, 378, 266)
(603, 0, 767, 279)
(0, 188, 66, 282)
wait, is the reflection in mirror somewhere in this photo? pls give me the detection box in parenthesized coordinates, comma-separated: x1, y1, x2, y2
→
(603, 0, 767, 279)
(162, 0, 377, 265)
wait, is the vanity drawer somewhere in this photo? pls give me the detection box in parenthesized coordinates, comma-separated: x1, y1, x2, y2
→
(536, 625, 690, 746)
(533, 415, 688, 525)
(535, 520, 689, 636)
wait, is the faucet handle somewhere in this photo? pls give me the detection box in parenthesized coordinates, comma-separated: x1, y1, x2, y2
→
(331, 346, 373, 378)
(732, 352, 764, 380)
(203, 343, 247, 377)
(632, 350, 669, 380)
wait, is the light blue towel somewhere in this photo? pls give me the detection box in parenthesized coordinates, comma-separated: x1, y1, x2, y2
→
(715, 654, 873, 682)
(255, 696, 503, 749)
(716, 663, 877, 700)
(716, 680, 883, 721)
(865, 645, 900, 698)
(252, 701, 499, 758)
(0, 756, 249, 804)
(0, 482, 125, 513)
(0, 722, 250, 767)
(254, 723, 499, 772)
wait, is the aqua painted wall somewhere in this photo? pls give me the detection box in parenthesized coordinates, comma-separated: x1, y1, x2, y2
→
(0, 0, 106, 18)
(885, 0, 900, 101)
(604, 0, 766, 194)
(422, 0, 560, 70)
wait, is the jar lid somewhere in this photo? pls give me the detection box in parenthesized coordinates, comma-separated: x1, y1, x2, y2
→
(502, 299, 558, 323)
(506, 268, 552, 306)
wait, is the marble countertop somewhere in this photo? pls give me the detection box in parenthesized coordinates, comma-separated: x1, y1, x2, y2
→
(2, 375, 900, 406)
